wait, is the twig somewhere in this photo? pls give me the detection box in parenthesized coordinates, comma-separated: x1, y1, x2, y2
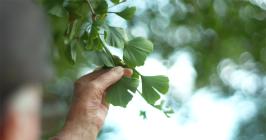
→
(87, 0, 96, 20)
(87, 0, 95, 15)
(101, 41, 116, 65)
(107, 11, 117, 14)
(133, 69, 142, 76)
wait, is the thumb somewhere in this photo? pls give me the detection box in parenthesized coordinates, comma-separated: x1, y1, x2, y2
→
(92, 67, 132, 90)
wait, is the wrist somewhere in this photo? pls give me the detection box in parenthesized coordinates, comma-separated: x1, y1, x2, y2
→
(52, 123, 98, 140)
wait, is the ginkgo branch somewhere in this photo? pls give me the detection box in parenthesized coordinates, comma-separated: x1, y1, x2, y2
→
(107, 11, 117, 14)
(87, 0, 96, 20)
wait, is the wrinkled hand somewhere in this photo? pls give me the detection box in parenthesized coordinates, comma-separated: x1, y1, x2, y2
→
(52, 67, 132, 140)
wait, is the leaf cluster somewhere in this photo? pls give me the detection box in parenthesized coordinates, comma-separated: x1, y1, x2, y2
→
(42, 0, 171, 114)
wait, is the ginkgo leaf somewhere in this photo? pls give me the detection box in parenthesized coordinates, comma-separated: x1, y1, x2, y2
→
(48, 5, 67, 17)
(111, 0, 120, 4)
(96, 50, 115, 67)
(139, 110, 147, 119)
(65, 40, 77, 64)
(95, 0, 108, 15)
(123, 37, 153, 67)
(63, 0, 84, 12)
(141, 75, 169, 105)
(69, 19, 81, 40)
(106, 77, 139, 107)
(116, 7, 136, 20)
(105, 26, 127, 48)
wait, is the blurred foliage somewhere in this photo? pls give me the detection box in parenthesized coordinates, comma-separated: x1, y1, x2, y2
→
(130, 0, 266, 139)
(132, 0, 266, 88)
(39, 0, 266, 139)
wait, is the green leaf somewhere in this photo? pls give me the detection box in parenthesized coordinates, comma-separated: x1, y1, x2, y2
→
(95, 0, 108, 15)
(116, 7, 136, 20)
(65, 40, 78, 64)
(111, 0, 120, 4)
(89, 22, 99, 38)
(139, 110, 147, 119)
(48, 5, 68, 17)
(107, 77, 139, 107)
(105, 26, 127, 48)
(141, 75, 169, 105)
(85, 23, 103, 50)
(79, 22, 92, 37)
(96, 51, 115, 67)
(112, 55, 126, 66)
(87, 37, 103, 50)
(69, 19, 81, 40)
(123, 37, 153, 67)
(63, 0, 84, 11)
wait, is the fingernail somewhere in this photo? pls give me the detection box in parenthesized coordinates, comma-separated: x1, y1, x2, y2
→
(124, 68, 133, 77)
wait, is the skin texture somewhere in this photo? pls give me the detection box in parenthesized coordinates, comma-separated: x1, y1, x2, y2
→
(51, 67, 132, 140)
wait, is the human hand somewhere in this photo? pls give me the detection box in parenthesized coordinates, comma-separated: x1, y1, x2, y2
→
(52, 66, 132, 140)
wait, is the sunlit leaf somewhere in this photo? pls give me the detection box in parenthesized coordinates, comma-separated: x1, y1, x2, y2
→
(123, 37, 153, 67)
(96, 50, 115, 67)
(141, 75, 169, 105)
(48, 5, 67, 17)
(107, 77, 139, 107)
(65, 40, 78, 64)
(79, 21, 92, 37)
(112, 55, 126, 66)
(105, 26, 127, 48)
(116, 6, 136, 20)
(69, 19, 81, 40)
(111, 0, 120, 4)
(87, 37, 103, 50)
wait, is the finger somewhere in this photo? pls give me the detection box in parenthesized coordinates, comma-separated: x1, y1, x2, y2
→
(78, 69, 108, 82)
(123, 68, 133, 78)
(101, 92, 109, 108)
(92, 66, 125, 90)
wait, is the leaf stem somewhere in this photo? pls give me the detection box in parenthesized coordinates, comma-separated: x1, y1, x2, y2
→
(107, 11, 117, 14)
(136, 89, 142, 95)
(101, 41, 116, 66)
(87, 0, 96, 20)
(108, 0, 127, 9)
(133, 69, 142, 76)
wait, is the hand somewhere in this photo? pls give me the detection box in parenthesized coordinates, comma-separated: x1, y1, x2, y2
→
(52, 67, 132, 140)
